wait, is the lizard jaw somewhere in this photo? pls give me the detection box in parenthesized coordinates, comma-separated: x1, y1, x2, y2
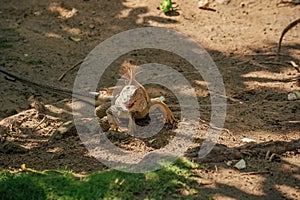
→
(124, 103, 134, 109)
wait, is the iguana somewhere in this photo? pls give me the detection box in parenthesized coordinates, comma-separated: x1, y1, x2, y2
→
(0, 64, 175, 135)
(97, 60, 175, 134)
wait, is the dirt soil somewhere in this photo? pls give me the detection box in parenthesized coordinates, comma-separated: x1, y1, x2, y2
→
(0, 0, 299, 199)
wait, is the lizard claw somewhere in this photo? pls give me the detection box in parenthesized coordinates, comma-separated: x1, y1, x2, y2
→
(166, 113, 175, 124)
(109, 126, 124, 133)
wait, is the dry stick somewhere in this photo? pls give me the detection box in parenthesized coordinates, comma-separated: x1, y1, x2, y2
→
(277, 0, 300, 6)
(247, 59, 269, 69)
(280, 121, 300, 124)
(46, 126, 56, 135)
(242, 171, 271, 175)
(259, 61, 290, 67)
(290, 61, 300, 73)
(199, 7, 216, 12)
(244, 52, 290, 57)
(57, 60, 83, 81)
(249, 100, 300, 108)
(236, 60, 250, 66)
(33, 116, 47, 131)
(277, 18, 300, 56)
(199, 119, 234, 140)
(213, 93, 244, 104)
(237, 59, 291, 68)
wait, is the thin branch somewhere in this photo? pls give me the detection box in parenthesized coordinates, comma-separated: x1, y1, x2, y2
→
(57, 60, 83, 81)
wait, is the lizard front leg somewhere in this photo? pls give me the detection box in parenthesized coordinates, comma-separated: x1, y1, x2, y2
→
(149, 98, 175, 124)
(106, 107, 122, 132)
(127, 113, 136, 135)
(94, 102, 111, 132)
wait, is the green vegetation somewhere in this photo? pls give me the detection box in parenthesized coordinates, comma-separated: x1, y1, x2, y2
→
(159, 0, 178, 13)
(0, 26, 23, 48)
(0, 158, 209, 200)
(0, 56, 46, 66)
(0, 37, 13, 48)
(24, 57, 46, 65)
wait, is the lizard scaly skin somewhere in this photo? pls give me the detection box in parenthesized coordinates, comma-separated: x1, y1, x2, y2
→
(100, 61, 175, 134)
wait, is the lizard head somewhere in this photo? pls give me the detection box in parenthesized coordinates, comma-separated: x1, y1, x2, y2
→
(126, 87, 148, 112)
(114, 84, 137, 110)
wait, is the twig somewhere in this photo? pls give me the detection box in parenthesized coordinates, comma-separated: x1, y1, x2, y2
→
(33, 116, 47, 131)
(214, 93, 244, 104)
(199, 119, 235, 140)
(214, 165, 218, 172)
(198, 103, 242, 107)
(280, 121, 300, 124)
(277, 0, 300, 6)
(242, 171, 271, 175)
(290, 61, 300, 73)
(199, 7, 216, 12)
(235, 58, 271, 69)
(259, 61, 290, 67)
(236, 60, 250, 66)
(209, 124, 230, 134)
(250, 99, 300, 106)
(58, 60, 83, 81)
(46, 126, 56, 135)
(244, 53, 290, 57)
(277, 18, 300, 56)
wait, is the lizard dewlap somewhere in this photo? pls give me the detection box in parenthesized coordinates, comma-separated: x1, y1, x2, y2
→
(115, 85, 137, 110)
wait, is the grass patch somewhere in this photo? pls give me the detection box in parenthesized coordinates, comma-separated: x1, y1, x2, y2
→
(0, 25, 45, 65)
(0, 25, 23, 48)
(0, 158, 206, 200)
(0, 56, 46, 66)
(0, 38, 13, 48)
(24, 58, 46, 65)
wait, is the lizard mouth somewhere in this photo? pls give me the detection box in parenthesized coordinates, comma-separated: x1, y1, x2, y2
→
(124, 103, 134, 109)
